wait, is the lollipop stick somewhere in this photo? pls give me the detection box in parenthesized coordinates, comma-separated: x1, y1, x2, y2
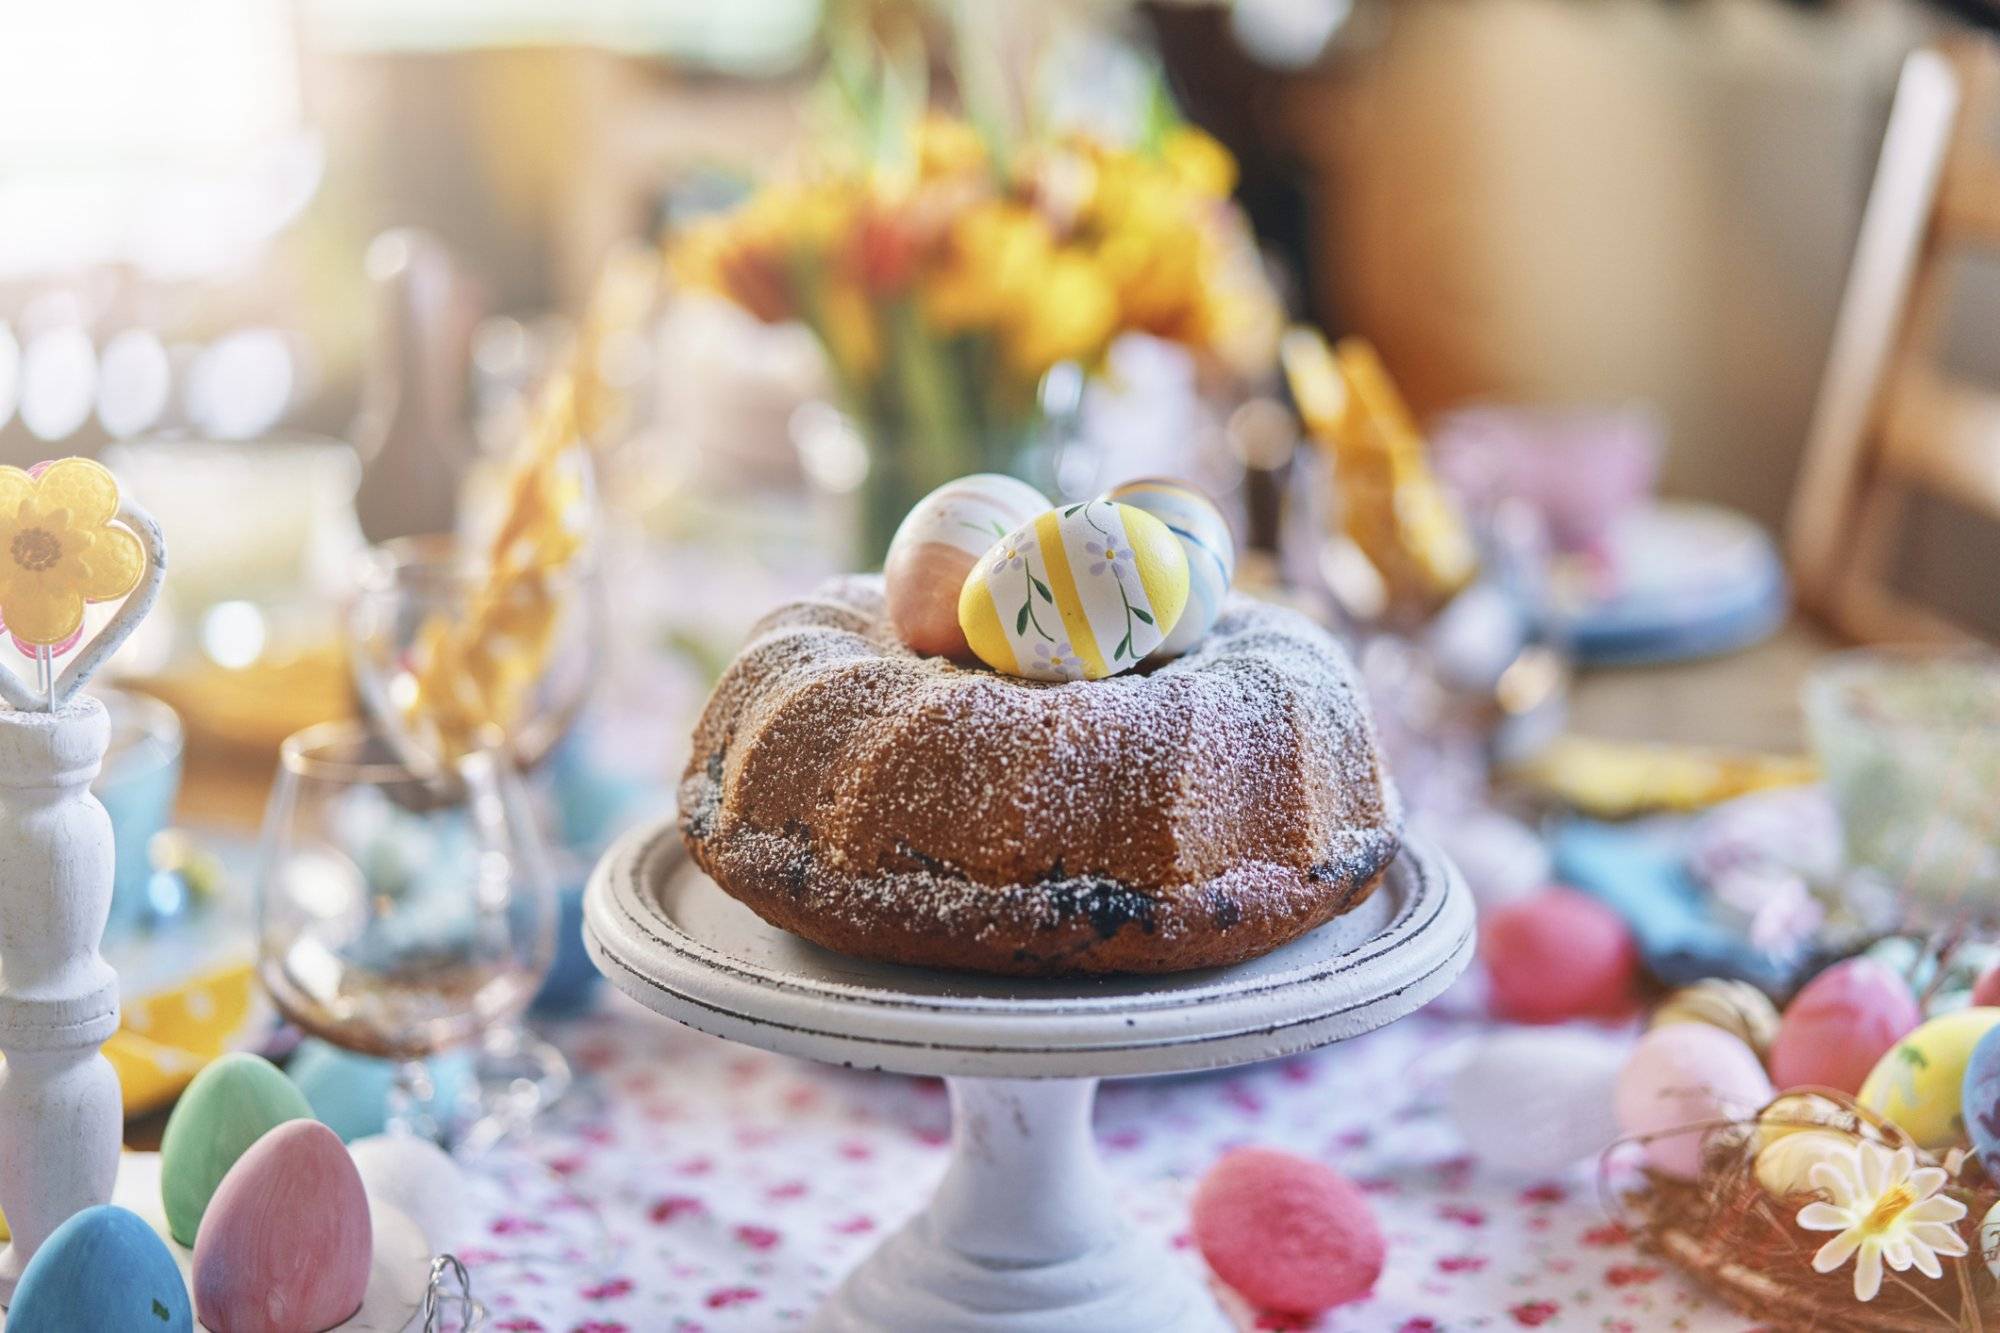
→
(36, 646, 52, 712)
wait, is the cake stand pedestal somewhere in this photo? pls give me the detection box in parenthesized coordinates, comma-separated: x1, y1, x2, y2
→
(585, 827, 1475, 1333)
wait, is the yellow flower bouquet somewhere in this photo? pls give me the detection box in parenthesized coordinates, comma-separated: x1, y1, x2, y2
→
(670, 100, 1279, 560)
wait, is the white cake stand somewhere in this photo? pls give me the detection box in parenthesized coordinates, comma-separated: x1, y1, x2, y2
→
(585, 825, 1474, 1333)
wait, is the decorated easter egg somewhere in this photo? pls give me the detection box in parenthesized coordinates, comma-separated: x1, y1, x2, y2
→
(1651, 979, 1782, 1060)
(1974, 964, 2000, 1010)
(1768, 958, 1921, 1095)
(1446, 1027, 1625, 1176)
(6, 1205, 192, 1333)
(288, 1039, 473, 1143)
(161, 1051, 314, 1246)
(349, 1134, 473, 1253)
(1105, 477, 1235, 658)
(1481, 887, 1638, 1023)
(884, 473, 1048, 657)
(1756, 1090, 1852, 1147)
(959, 499, 1189, 681)
(1614, 1024, 1773, 1178)
(1753, 1128, 1854, 1198)
(1966, 1026, 2000, 1164)
(194, 1120, 372, 1333)
(1192, 1147, 1383, 1314)
(1859, 1007, 2000, 1150)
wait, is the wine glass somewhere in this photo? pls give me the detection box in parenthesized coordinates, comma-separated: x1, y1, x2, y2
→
(256, 721, 555, 1142)
(345, 534, 602, 1135)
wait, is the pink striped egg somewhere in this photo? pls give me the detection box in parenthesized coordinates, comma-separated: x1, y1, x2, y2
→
(884, 474, 1048, 657)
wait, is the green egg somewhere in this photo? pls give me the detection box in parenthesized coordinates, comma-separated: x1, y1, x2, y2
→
(159, 1052, 314, 1246)
(1858, 1006, 2000, 1150)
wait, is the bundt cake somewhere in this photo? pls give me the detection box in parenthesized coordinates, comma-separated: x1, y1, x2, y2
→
(679, 575, 1402, 975)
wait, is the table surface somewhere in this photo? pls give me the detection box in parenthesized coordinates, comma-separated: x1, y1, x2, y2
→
(460, 990, 1757, 1333)
(161, 621, 1829, 1330)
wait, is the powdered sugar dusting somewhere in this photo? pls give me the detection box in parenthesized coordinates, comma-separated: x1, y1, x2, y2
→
(680, 575, 1401, 973)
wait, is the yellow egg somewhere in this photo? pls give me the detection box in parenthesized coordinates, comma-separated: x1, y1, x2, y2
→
(959, 500, 1189, 681)
(1753, 1128, 1854, 1198)
(1857, 1007, 2000, 1150)
(884, 473, 1048, 657)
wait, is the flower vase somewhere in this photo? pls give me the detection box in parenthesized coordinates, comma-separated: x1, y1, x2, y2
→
(852, 413, 1046, 568)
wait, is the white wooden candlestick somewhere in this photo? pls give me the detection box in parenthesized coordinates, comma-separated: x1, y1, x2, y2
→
(0, 698, 121, 1304)
(587, 825, 1476, 1332)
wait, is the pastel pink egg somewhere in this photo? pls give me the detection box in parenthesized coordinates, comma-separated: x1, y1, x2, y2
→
(193, 1120, 372, 1333)
(1974, 963, 2000, 1009)
(1481, 887, 1638, 1024)
(883, 474, 1046, 657)
(1192, 1147, 1383, 1314)
(1615, 1023, 1772, 1178)
(1768, 957, 1921, 1095)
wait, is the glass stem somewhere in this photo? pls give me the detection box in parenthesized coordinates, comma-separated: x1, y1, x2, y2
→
(387, 1058, 444, 1145)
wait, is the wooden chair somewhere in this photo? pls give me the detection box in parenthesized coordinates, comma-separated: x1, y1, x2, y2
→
(1788, 39, 2000, 643)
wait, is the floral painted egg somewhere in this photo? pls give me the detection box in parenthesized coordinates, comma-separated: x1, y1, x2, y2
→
(1961, 1024, 2000, 1164)
(194, 1120, 372, 1333)
(1768, 957, 1921, 1095)
(6, 1205, 192, 1333)
(884, 473, 1048, 657)
(1614, 1023, 1772, 1178)
(1858, 1007, 2000, 1150)
(959, 499, 1188, 681)
(160, 1051, 314, 1246)
(1105, 477, 1234, 658)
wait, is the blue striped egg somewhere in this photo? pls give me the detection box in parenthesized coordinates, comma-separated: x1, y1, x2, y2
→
(1107, 478, 1235, 658)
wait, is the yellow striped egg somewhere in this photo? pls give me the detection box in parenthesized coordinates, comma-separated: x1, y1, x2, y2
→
(1107, 477, 1235, 658)
(959, 500, 1189, 681)
(884, 474, 1049, 657)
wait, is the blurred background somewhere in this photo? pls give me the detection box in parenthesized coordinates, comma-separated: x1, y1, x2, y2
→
(5, 7, 2000, 1327)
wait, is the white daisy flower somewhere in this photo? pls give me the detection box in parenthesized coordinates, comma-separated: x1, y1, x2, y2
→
(1796, 1140, 1968, 1301)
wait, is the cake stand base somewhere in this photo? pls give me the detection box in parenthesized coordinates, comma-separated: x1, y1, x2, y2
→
(587, 828, 1475, 1333)
(811, 1077, 1223, 1333)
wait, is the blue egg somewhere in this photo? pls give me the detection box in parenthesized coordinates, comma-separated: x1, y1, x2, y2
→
(1105, 478, 1236, 658)
(1962, 1024, 2000, 1163)
(287, 1039, 474, 1142)
(8, 1205, 191, 1333)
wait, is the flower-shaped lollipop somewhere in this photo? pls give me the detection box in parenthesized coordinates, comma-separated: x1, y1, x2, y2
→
(0, 458, 161, 711)
(0, 459, 144, 649)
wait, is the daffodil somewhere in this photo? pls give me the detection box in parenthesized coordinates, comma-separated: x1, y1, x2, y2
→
(1159, 126, 1237, 199)
(1797, 1140, 1968, 1301)
(0, 458, 144, 647)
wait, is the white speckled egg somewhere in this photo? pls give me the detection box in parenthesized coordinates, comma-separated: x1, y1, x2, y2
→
(884, 474, 1048, 657)
(959, 500, 1189, 681)
(1106, 478, 1235, 658)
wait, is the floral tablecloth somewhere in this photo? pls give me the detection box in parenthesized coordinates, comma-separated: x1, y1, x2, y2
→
(458, 984, 1757, 1333)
